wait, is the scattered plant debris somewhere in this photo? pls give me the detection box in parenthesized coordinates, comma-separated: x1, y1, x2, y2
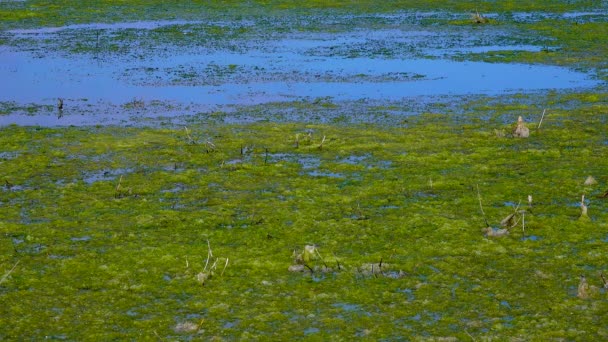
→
(114, 175, 133, 199)
(197, 240, 229, 286)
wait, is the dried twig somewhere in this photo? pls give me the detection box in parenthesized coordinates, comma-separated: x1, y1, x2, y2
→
(203, 240, 213, 272)
(0, 260, 20, 285)
(331, 252, 343, 271)
(184, 126, 196, 144)
(314, 248, 328, 269)
(476, 184, 489, 227)
(464, 328, 477, 342)
(318, 135, 326, 150)
(196, 319, 205, 331)
(221, 258, 229, 277)
(210, 258, 218, 271)
(537, 109, 547, 129)
(205, 140, 216, 153)
(500, 200, 521, 228)
(197, 240, 220, 286)
(114, 175, 123, 198)
(303, 263, 314, 275)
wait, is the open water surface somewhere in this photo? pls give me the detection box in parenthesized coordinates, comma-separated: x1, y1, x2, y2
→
(0, 13, 603, 125)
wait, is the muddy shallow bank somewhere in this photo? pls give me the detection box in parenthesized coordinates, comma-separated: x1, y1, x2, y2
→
(2, 101, 608, 339)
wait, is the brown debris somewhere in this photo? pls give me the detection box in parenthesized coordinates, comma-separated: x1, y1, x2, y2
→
(513, 116, 530, 138)
(482, 227, 509, 238)
(584, 175, 597, 186)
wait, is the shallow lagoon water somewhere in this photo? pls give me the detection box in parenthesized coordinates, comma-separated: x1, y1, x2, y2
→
(0, 15, 602, 126)
(1, 48, 596, 103)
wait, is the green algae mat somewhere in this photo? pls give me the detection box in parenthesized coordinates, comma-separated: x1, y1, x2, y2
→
(2, 0, 608, 340)
(3, 99, 608, 339)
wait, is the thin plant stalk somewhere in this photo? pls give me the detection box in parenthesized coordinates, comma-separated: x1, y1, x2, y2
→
(221, 258, 229, 277)
(538, 109, 547, 129)
(0, 260, 20, 285)
(476, 184, 489, 227)
(203, 240, 213, 272)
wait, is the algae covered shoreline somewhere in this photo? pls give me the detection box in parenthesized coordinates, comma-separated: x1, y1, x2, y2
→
(2, 0, 608, 340)
(2, 95, 608, 339)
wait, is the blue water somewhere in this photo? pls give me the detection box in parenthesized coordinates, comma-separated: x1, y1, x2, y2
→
(0, 48, 598, 106)
(0, 16, 602, 126)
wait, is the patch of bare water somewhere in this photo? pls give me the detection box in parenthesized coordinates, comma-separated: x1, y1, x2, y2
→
(0, 13, 603, 126)
(426, 44, 550, 57)
(0, 48, 596, 105)
(512, 11, 608, 23)
(7, 20, 206, 35)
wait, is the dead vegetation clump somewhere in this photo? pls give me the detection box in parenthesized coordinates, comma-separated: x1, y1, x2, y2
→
(471, 10, 490, 24)
(114, 175, 133, 199)
(196, 240, 229, 286)
(583, 175, 597, 186)
(513, 116, 530, 138)
(357, 260, 407, 279)
(577, 273, 608, 299)
(289, 245, 337, 274)
(288, 246, 407, 279)
(477, 185, 531, 238)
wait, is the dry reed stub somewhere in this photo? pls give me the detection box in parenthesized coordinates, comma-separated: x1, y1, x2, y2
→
(577, 274, 601, 299)
(471, 10, 489, 24)
(578, 275, 590, 299)
(584, 175, 597, 186)
(513, 116, 530, 138)
(580, 194, 588, 218)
